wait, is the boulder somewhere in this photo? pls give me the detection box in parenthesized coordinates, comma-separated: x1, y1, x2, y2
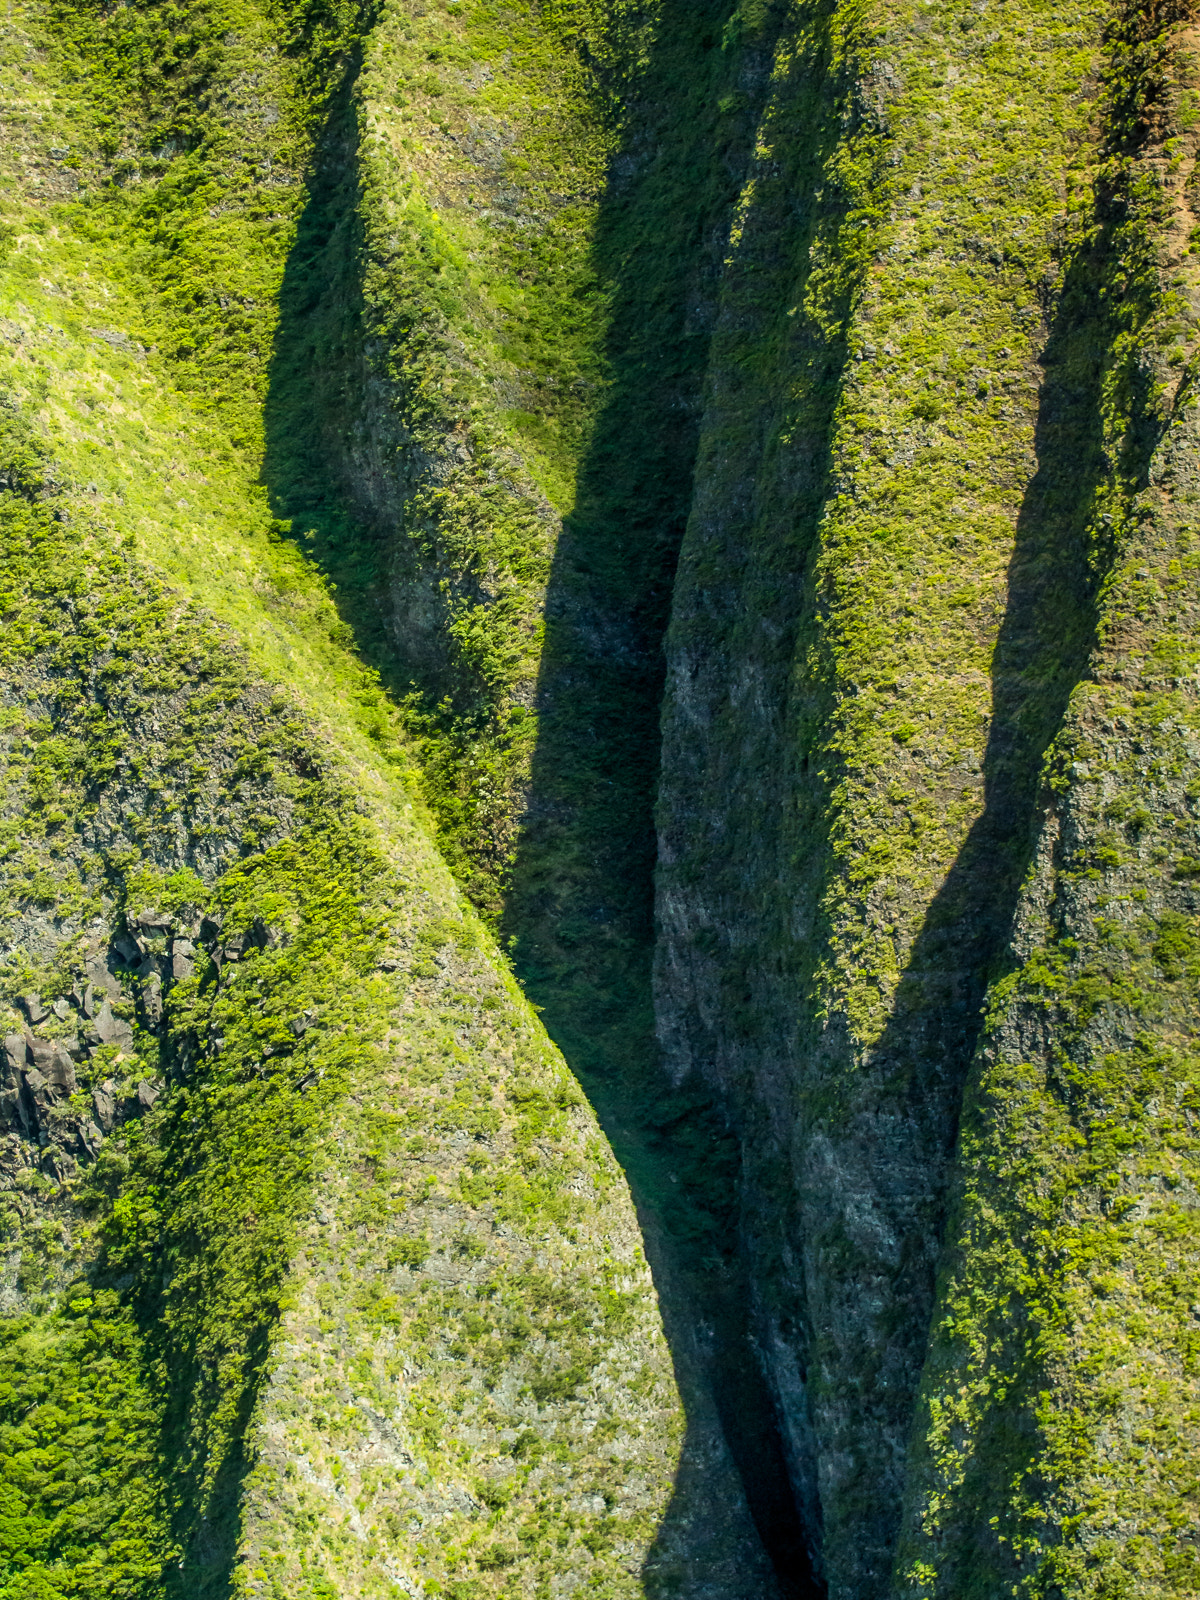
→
(18, 995, 48, 1026)
(141, 975, 163, 1027)
(91, 1083, 116, 1132)
(27, 1037, 53, 1072)
(27, 1039, 75, 1094)
(1, 1035, 26, 1089)
(47, 1045, 76, 1094)
(23, 1068, 51, 1126)
(111, 930, 141, 964)
(135, 909, 173, 934)
(93, 1001, 134, 1049)
(78, 1120, 104, 1160)
(0, 1088, 30, 1136)
(83, 954, 121, 1000)
(222, 918, 280, 961)
(136, 1079, 160, 1113)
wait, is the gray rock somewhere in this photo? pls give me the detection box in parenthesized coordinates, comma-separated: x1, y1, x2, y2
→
(19, 995, 48, 1026)
(26, 1039, 75, 1093)
(222, 918, 280, 961)
(1, 1035, 26, 1089)
(51, 997, 70, 1022)
(23, 1068, 51, 1125)
(91, 1084, 116, 1132)
(171, 950, 195, 980)
(93, 1001, 134, 1048)
(78, 1120, 103, 1159)
(111, 931, 141, 964)
(136, 1079, 160, 1113)
(84, 956, 121, 1000)
(135, 909, 173, 934)
(48, 1045, 75, 1093)
(0, 1087, 30, 1136)
(141, 975, 163, 1027)
(27, 1037, 56, 1074)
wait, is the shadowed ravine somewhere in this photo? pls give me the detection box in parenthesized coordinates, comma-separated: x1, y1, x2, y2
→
(260, 4, 1171, 1597)
(261, 5, 821, 1592)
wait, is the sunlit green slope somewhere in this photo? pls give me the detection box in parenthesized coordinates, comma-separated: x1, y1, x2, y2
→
(0, 2, 775, 1596)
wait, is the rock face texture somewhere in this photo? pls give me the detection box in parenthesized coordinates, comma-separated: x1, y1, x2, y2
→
(5, 0, 1200, 1597)
(654, 2, 1200, 1597)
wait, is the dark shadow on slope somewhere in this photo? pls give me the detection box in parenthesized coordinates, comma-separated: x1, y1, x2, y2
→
(260, 4, 820, 1594)
(260, 61, 386, 669)
(138, 48, 376, 1600)
(851, 184, 1165, 1578)
(499, 4, 825, 1595)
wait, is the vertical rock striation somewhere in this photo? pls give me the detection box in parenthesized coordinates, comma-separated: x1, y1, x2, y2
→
(654, 0, 1200, 1593)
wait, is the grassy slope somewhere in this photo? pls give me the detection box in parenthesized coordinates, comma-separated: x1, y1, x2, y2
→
(261, 0, 647, 915)
(260, 0, 815, 1588)
(0, 2, 700, 1596)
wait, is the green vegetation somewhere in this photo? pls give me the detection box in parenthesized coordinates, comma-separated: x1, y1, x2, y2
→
(0, 1, 694, 1595)
(656, 0, 1200, 1594)
(5, 0, 1200, 1595)
(897, 12, 1200, 1593)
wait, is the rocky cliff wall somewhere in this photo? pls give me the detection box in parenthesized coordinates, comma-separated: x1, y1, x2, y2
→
(656, 0, 1200, 1595)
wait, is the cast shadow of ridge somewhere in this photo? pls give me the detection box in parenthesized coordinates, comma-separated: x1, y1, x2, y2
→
(259, 3, 817, 1594)
(499, 2, 830, 1594)
(840, 185, 1164, 1577)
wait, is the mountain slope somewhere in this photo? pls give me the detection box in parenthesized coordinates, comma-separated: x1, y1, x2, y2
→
(7, 0, 1200, 1597)
(0, 1, 774, 1595)
(655, 0, 1200, 1595)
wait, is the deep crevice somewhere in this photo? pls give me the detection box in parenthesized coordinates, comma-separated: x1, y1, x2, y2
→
(261, 2, 823, 1590)
(497, 3, 824, 1590)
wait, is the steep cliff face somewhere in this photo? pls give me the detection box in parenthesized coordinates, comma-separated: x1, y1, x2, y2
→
(656, 0, 1200, 1596)
(7, 0, 1200, 1596)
